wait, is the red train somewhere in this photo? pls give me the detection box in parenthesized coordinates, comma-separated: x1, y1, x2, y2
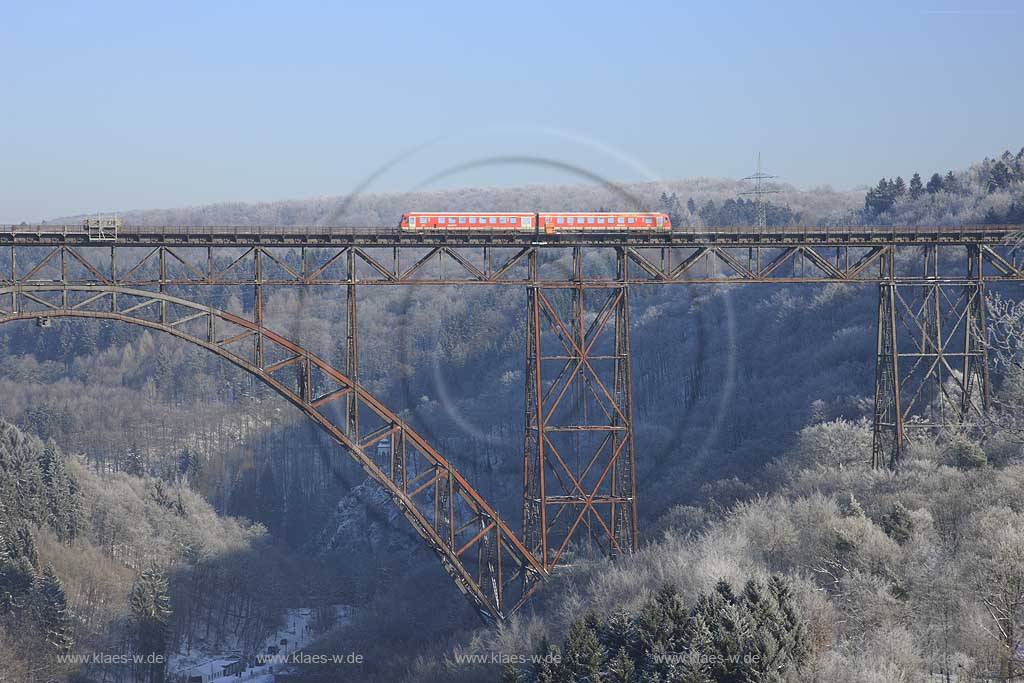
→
(399, 212, 671, 233)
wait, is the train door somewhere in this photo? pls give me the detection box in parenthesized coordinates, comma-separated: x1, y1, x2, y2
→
(522, 215, 532, 232)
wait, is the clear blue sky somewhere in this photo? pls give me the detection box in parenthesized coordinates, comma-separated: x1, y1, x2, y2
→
(1, 0, 1021, 222)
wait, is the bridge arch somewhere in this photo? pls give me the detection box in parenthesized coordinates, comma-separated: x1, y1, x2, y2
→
(0, 284, 543, 622)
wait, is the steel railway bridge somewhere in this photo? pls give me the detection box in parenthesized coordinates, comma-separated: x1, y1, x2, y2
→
(2, 223, 1022, 623)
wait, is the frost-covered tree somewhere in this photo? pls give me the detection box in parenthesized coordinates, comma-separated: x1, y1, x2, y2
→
(129, 565, 171, 683)
(967, 508, 1024, 681)
(35, 564, 73, 653)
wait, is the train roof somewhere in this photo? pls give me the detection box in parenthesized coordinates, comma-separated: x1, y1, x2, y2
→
(403, 211, 668, 215)
(403, 211, 533, 215)
(537, 211, 667, 214)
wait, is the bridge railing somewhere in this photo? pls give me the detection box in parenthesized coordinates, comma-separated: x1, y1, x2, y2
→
(2, 224, 1021, 245)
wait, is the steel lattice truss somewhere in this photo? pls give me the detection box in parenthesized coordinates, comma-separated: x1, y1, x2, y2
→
(1, 226, 1023, 621)
(0, 280, 543, 623)
(523, 277, 637, 578)
(1, 224, 1024, 286)
(872, 246, 990, 468)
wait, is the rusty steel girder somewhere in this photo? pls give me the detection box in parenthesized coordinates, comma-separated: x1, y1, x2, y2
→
(2, 229, 1022, 620)
(522, 249, 638, 580)
(4, 232, 1024, 289)
(872, 245, 991, 469)
(0, 283, 544, 623)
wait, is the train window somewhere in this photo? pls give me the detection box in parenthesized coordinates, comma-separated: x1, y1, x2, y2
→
(618, 217, 625, 224)
(598, 217, 605, 224)
(499, 217, 506, 224)
(420, 217, 428, 225)
(557, 217, 564, 224)
(628, 218, 635, 224)
(490, 217, 497, 224)
(588, 217, 595, 224)
(448, 217, 456, 224)
(459, 217, 466, 224)
(645, 217, 653, 224)
(510, 217, 517, 224)
(575, 217, 583, 224)
(469, 217, 476, 224)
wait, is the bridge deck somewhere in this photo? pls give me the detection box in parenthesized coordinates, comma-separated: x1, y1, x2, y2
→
(2, 224, 1021, 247)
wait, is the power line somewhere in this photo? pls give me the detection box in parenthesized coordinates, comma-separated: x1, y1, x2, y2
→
(740, 153, 780, 231)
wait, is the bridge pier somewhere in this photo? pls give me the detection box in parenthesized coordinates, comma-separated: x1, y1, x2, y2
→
(346, 248, 359, 439)
(872, 245, 990, 469)
(523, 248, 638, 577)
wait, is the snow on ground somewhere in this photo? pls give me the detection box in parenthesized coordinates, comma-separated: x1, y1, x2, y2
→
(168, 605, 350, 682)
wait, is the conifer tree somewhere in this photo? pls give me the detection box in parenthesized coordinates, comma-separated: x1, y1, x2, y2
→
(531, 638, 564, 683)
(178, 447, 200, 487)
(989, 161, 1012, 193)
(699, 582, 748, 682)
(11, 435, 45, 525)
(909, 172, 924, 199)
(0, 555, 36, 613)
(768, 575, 810, 668)
(607, 647, 635, 682)
(562, 617, 607, 681)
(500, 661, 522, 683)
(130, 565, 171, 683)
(0, 525, 38, 613)
(741, 578, 786, 680)
(36, 563, 73, 653)
(600, 610, 642, 665)
(944, 170, 957, 192)
(865, 178, 899, 214)
(124, 444, 145, 477)
(40, 439, 80, 541)
(880, 501, 915, 543)
(678, 613, 715, 683)
(894, 176, 907, 197)
(12, 524, 39, 569)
